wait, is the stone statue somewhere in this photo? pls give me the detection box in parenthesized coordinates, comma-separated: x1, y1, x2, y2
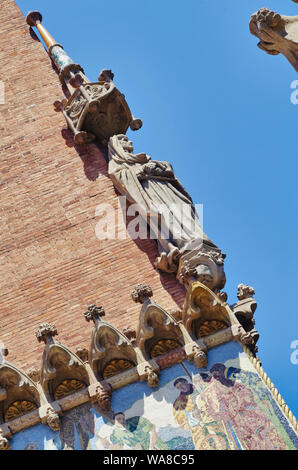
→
(108, 135, 226, 291)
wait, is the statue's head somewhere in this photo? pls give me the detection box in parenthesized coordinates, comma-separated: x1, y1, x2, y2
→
(116, 134, 134, 153)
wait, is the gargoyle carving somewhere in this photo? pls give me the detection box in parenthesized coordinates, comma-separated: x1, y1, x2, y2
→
(231, 284, 259, 356)
(250, 7, 298, 72)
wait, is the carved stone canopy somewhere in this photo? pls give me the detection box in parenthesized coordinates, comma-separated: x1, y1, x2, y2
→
(36, 324, 88, 401)
(87, 314, 137, 380)
(56, 79, 142, 145)
(135, 288, 183, 360)
(0, 362, 40, 424)
(182, 282, 232, 340)
(250, 7, 298, 72)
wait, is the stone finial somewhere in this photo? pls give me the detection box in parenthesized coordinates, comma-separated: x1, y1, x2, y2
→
(84, 305, 105, 323)
(26, 11, 42, 27)
(27, 367, 40, 383)
(75, 347, 89, 363)
(237, 284, 255, 301)
(131, 284, 153, 304)
(36, 323, 58, 343)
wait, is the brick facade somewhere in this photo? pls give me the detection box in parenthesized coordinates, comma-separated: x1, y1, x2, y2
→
(0, 0, 185, 371)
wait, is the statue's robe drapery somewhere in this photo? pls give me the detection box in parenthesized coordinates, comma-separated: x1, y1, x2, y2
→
(108, 136, 216, 272)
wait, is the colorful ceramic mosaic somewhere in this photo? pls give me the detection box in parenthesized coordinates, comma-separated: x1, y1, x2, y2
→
(9, 342, 298, 450)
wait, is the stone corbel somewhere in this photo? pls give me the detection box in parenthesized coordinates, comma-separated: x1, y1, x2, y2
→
(74, 346, 111, 409)
(231, 284, 259, 355)
(177, 245, 226, 293)
(28, 367, 61, 432)
(250, 7, 298, 72)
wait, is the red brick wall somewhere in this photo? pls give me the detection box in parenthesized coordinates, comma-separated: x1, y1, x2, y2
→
(0, 0, 185, 371)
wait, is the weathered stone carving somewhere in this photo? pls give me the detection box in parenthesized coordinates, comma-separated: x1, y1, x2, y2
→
(44, 407, 60, 432)
(250, 7, 298, 72)
(231, 284, 259, 355)
(108, 135, 226, 292)
(27, 12, 142, 145)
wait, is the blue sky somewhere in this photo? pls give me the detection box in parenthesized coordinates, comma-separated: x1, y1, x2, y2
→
(16, 1, 298, 418)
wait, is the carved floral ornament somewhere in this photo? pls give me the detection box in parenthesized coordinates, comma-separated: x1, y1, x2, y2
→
(0, 282, 258, 448)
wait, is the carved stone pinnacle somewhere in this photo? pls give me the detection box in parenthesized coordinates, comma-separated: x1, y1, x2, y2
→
(26, 11, 42, 27)
(131, 284, 153, 304)
(36, 323, 58, 343)
(84, 305, 105, 323)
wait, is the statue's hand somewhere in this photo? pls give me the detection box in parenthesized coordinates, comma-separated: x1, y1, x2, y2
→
(250, 8, 284, 55)
(143, 161, 175, 178)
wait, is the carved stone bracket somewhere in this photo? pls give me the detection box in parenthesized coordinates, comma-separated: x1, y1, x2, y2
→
(177, 244, 226, 291)
(250, 7, 298, 72)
